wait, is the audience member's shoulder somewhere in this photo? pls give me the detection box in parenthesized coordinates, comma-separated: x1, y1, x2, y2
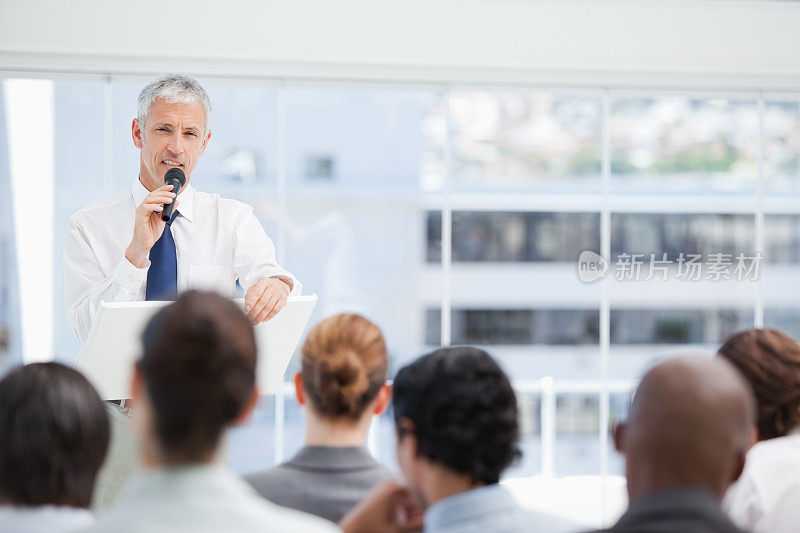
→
(523, 508, 583, 533)
(258, 497, 341, 532)
(244, 465, 294, 496)
(79, 499, 340, 533)
(725, 433, 800, 524)
(0, 504, 95, 533)
(748, 433, 800, 463)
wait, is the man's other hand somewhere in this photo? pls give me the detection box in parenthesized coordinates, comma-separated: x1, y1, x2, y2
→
(339, 481, 424, 533)
(125, 184, 177, 268)
(244, 277, 291, 325)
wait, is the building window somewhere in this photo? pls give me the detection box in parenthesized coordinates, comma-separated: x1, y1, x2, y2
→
(427, 211, 600, 263)
(426, 308, 600, 346)
(610, 213, 755, 261)
(766, 215, 800, 264)
(610, 309, 751, 345)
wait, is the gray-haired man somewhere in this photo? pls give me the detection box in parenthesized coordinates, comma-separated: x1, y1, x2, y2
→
(64, 74, 299, 507)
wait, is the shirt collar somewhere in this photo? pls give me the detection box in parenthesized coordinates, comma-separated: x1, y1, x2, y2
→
(425, 484, 518, 532)
(287, 446, 382, 472)
(616, 487, 728, 528)
(132, 177, 195, 223)
(126, 464, 229, 496)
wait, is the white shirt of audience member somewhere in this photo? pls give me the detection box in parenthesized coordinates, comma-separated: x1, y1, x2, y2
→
(723, 428, 800, 533)
(0, 504, 94, 533)
(78, 464, 338, 533)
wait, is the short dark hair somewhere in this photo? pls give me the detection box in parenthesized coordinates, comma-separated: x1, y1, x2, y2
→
(138, 290, 256, 463)
(0, 362, 109, 508)
(718, 328, 800, 440)
(392, 346, 521, 484)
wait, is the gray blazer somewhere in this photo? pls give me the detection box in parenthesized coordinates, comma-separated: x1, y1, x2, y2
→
(245, 446, 396, 523)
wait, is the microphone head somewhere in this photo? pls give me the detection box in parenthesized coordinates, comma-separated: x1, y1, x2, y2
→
(164, 167, 186, 190)
(161, 168, 185, 222)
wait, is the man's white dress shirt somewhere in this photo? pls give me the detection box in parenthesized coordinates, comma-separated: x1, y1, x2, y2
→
(723, 430, 800, 533)
(65, 179, 299, 344)
(79, 464, 339, 533)
(0, 504, 94, 533)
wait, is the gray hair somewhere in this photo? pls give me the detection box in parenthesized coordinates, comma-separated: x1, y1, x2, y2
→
(137, 74, 212, 134)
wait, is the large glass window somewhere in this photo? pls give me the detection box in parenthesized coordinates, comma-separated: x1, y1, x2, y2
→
(764, 100, 800, 194)
(282, 86, 443, 464)
(53, 81, 108, 361)
(764, 213, 800, 341)
(611, 97, 758, 194)
(445, 91, 602, 192)
(0, 82, 19, 373)
(4, 74, 800, 528)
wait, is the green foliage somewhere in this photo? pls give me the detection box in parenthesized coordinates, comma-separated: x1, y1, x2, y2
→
(565, 148, 601, 176)
(650, 144, 738, 173)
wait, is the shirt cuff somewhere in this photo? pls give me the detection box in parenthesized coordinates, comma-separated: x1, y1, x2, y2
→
(114, 256, 149, 294)
(270, 275, 295, 292)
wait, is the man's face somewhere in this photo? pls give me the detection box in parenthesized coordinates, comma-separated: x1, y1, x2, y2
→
(132, 98, 210, 192)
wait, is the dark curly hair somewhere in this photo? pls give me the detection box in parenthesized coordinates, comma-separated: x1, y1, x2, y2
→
(717, 328, 800, 440)
(139, 290, 256, 463)
(392, 346, 521, 484)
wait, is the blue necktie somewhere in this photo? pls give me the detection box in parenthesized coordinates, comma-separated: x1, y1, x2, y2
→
(145, 210, 179, 301)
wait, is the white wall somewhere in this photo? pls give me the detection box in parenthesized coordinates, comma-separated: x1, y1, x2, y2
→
(1, 0, 800, 89)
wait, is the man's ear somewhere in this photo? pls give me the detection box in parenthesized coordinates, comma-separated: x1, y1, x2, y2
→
(732, 449, 747, 485)
(397, 417, 419, 456)
(372, 382, 392, 416)
(293, 372, 305, 405)
(613, 421, 626, 454)
(132, 118, 143, 149)
(199, 129, 211, 155)
(233, 386, 260, 426)
(749, 425, 759, 448)
(130, 363, 144, 403)
(731, 425, 758, 484)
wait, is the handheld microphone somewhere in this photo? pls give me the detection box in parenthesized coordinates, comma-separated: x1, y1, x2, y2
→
(161, 168, 186, 222)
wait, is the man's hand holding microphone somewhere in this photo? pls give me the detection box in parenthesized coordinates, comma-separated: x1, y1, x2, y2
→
(125, 168, 185, 269)
(126, 168, 291, 324)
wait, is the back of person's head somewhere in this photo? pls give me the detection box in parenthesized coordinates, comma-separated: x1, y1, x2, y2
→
(392, 346, 520, 485)
(301, 313, 388, 421)
(617, 355, 755, 502)
(717, 328, 800, 440)
(0, 362, 109, 508)
(137, 290, 256, 464)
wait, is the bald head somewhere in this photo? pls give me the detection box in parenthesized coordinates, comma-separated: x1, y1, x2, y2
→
(617, 356, 756, 503)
